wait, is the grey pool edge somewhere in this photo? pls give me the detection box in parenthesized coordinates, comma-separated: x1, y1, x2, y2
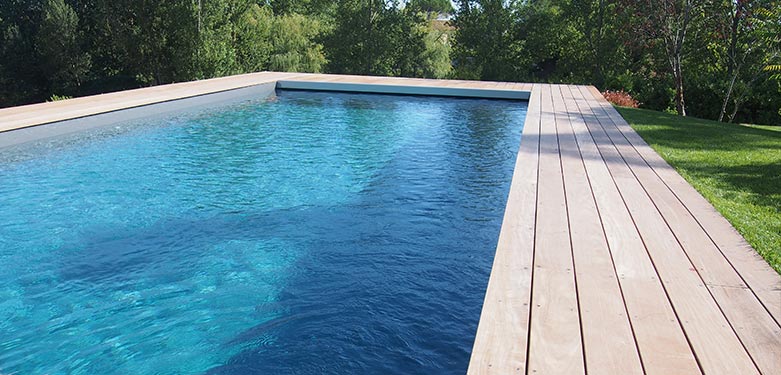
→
(276, 80, 531, 100)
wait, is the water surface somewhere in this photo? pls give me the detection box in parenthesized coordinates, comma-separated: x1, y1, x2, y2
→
(0, 91, 527, 374)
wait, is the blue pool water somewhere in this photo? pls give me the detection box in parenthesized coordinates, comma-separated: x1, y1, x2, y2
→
(0, 90, 527, 374)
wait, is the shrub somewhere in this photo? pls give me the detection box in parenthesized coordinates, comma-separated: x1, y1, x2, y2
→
(48, 94, 72, 101)
(602, 90, 639, 108)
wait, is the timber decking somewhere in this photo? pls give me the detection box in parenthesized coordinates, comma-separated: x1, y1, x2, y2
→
(468, 82, 780, 375)
(0, 73, 778, 374)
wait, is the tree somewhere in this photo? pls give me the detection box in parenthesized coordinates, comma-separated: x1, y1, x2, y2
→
(1, 1, 47, 104)
(409, 0, 454, 16)
(419, 22, 452, 78)
(269, 0, 336, 15)
(195, 0, 248, 79)
(325, 0, 427, 77)
(623, 0, 704, 116)
(269, 13, 327, 72)
(235, 4, 274, 73)
(451, 0, 517, 81)
(712, 0, 781, 122)
(563, 0, 625, 88)
(118, 1, 200, 85)
(36, 0, 91, 95)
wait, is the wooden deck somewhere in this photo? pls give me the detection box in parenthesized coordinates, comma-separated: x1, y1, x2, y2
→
(1, 73, 779, 374)
(468, 83, 781, 375)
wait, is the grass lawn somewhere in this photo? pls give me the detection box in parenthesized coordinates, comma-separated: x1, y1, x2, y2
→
(616, 107, 781, 274)
(742, 123, 781, 133)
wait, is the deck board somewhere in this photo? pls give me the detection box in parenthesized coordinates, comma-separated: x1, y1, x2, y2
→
(2, 72, 779, 374)
(0, 72, 300, 132)
(526, 84, 584, 374)
(555, 85, 644, 375)
(584, 86, 781, 325)
(566, 85, 701, 375)
(580, 87, 781, 373)
(579, 86, 760, 375)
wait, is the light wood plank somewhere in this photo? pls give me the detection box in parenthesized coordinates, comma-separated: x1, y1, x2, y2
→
(586, 86, 781, 324)
(0, 72, 301, 131)
(583, 87, 781, 374)
(467, 83, 541, 375)
(554, 85, 644, 374)
(527, 84, 584, 374)
(578, 85, 759, 375)
(567, 85, 701, 374)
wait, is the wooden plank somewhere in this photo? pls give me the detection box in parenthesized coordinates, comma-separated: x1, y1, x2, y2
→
(526, 84, 584, 374)
(0, 72, 301, 131)
(584, 87, 781, 374)
(553, 85, 644, 374)
(586, 86, 781, 324)
(577, 85, 759, 375)
(566, 85, 702, 374)
(467, 83, 541, 375)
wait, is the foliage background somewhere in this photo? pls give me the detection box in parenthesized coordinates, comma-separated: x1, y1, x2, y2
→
(0, 0, 779, 125)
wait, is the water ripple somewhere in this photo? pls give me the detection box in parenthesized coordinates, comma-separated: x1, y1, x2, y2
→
(0, 91, 526, 374)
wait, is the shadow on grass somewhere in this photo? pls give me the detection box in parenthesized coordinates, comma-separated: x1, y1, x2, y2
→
(618, 106, 781, 200)
(673, 160, 781, 211)
(619, 109, 781, 153)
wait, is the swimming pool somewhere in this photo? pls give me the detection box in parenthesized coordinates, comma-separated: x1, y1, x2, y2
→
(0, 89, 527, 374)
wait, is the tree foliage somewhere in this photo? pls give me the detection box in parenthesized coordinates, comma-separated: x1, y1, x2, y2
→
(0, 0, 778, 125)
(451, 0, 780, 124)
(324, 0, 427, 77)
(409, 0, 454, 15)
(451, 0, 517, 81)
(36, 0, 90, 94)
(269, 13, 327, 72)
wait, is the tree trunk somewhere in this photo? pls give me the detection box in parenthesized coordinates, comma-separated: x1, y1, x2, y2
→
(673, 55, 686, 116)
(668, 0, 693, 117)
(367, 0, 373, 74)
(719, 72, 737, 122)
(728, 96, 741, 123)
(720, 3, 741, 122)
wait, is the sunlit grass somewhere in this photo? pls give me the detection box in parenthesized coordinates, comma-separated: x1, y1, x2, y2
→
(617, 107, 781, 274)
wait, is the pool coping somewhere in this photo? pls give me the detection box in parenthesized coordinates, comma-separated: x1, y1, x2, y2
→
(276, 80, 530, 100)
(1, 72, 778, 375)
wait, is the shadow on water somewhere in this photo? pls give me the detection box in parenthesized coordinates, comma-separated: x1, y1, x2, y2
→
(56, 204, 367, 284)
(200, 100, 525, 375)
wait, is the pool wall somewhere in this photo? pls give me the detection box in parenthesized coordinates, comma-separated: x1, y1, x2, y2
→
(275, 80, 530, 100)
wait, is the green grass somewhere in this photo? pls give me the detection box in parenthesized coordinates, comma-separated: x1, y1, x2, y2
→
(742, 123, 781, 132)
(616, 107, 781, 274)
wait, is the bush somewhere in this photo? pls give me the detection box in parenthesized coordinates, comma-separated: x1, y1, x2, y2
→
(48, 94, 72, 101)
(602, 90, 639, 108)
